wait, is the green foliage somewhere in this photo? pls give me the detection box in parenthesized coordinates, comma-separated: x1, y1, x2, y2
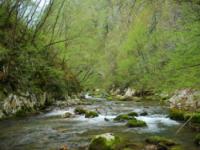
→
(0, 1, 81, 100)
(40, 0, 200, 91)
(1, 0, 200, 97)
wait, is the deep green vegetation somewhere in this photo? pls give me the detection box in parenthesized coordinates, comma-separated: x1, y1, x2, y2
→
(38, 0, 200, 92)
(0, 0, 81, 102)
(0, 0, 200, 98)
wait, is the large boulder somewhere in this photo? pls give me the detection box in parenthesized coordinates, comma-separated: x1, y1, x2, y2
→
(124, 88, 136, 97)
(89, 133, 120, 150)
(169, 89, 200, 111)
(3, 93, 38, 116)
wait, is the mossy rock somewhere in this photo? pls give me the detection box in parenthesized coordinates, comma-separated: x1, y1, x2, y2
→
(89, 133, 120, 150)
(170, 146, 184, 150)
(74, 107, 87, 115)
(168, 109, 185, 121)
(184, 113, 200, 123)
(169, 109, 200, 124)
(62, 112, 73, 118)
(85, 111, 98, 118)
(194, 133, 200, 146)
(146, 136, 177, 146)
(114, 114, 133, 122)
(128, 112, 138, 117)
(126, 119, 147, 127)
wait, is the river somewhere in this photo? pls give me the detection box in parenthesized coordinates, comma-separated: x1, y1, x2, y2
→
(0, 98, 198, 150)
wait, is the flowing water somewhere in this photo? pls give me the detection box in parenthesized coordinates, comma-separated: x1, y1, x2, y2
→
(0, 98, 198, 150)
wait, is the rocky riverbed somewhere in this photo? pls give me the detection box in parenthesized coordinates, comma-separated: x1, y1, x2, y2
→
(0, 96, 198, 150)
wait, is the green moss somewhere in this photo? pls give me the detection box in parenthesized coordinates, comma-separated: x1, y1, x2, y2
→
(145, 136, 177, 146)
(169, 109, 185, 121)
(114, 112, 138, 122)
(184, 113, 200, 123)
(89, 133, 120, 150)
(89, 137, 113, 150)
(194, 133, 200, 146)
(128, 112, 138, 117)
(114, 114, 133, 122)
(74, 107, 87, 115)
(126, 119, 147, 127)
(85, 111, 98, 118)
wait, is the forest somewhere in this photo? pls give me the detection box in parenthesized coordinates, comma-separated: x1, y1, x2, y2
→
(0, 0, 200, 150)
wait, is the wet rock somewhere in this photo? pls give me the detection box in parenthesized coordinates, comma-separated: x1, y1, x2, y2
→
(104, 118, 110, 122)
(145, 136, 177, 147)
(114, 114, 133, 122)
(85, 111, 98, 118)
(74, 107, 87, 115)
(62, 112, 73, 118)
(169, 89, 200, 111)
(89, 133, 120, 150)
(194, 133, 200, 146)
(140, 111, 148, 116)
(126, 119, 147, 127)
(128, 112, 138, 117)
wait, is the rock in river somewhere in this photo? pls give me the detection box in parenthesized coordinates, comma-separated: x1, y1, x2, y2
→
(62, 112, 73, 118)
(126, 119, 147, 127)
(74, 107, 87, 115)
(89, 133, 120, 150)
(85, 111, 98, 118)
